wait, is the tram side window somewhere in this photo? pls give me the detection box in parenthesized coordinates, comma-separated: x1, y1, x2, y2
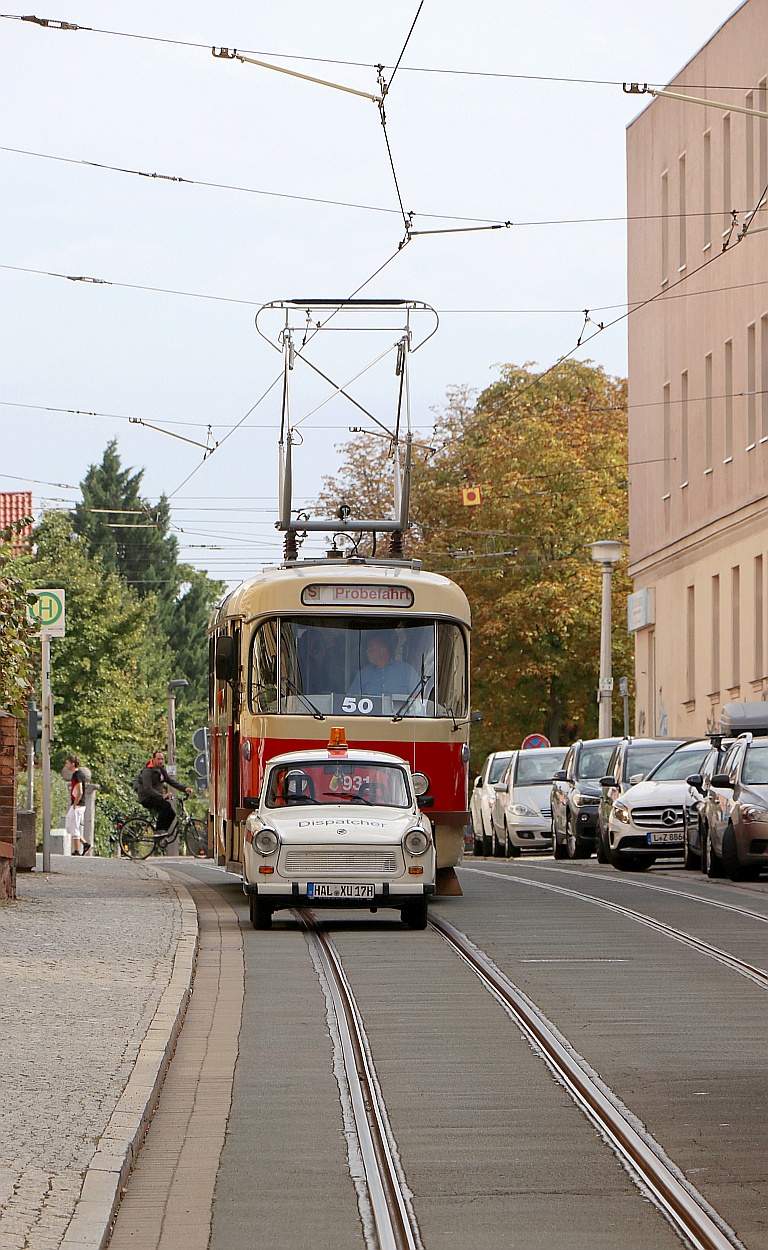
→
(437, 622, 467, 717)
(250, 620, 279, 712)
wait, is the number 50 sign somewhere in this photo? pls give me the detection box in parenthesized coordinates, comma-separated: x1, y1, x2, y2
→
(27, 589, 66, 638)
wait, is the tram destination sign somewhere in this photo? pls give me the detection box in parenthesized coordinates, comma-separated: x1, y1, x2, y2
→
(301, 583, 414, 608)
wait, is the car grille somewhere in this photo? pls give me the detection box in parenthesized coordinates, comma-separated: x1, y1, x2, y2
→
(630, 805, 685, 830)
(283, 849, 398, 875)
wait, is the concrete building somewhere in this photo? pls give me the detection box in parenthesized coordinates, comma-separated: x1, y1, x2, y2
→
(627, 0, 768, 737)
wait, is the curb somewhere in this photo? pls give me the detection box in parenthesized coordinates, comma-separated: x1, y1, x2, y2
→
(61, 867, 199, 1250)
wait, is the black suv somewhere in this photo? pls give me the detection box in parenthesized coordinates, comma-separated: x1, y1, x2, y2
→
(551, 738, 621, 859)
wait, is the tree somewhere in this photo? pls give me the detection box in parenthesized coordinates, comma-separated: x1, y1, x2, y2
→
(0, 520, 36, 717)
(318, 361, 633, 751)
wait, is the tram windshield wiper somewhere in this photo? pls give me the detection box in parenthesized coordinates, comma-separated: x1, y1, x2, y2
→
(392, 663, 433, 722)
(283, 677, 325, 720)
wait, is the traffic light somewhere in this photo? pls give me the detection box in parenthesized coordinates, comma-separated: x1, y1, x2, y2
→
(27, 700, 42, 744)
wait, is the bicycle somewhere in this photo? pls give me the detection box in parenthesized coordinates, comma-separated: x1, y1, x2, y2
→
(117, 797, 209, 860)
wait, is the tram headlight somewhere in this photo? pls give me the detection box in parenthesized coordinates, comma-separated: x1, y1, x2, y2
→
(404, 827, 430, 856)
(254, 826, 280, 856)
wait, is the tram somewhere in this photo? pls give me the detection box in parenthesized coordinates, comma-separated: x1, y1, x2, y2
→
(207, 298, 473, 893)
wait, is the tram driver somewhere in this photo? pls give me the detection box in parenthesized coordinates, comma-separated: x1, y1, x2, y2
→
(347, 632, 419, 699)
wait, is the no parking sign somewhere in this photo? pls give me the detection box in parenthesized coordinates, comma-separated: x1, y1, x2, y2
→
(521, 733, 550, 750)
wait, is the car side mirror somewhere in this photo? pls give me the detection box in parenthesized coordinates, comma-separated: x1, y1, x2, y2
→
(553, 770, 567, 782)
(599, 775, 614, 788)
(417, 794, 434, 809)
(628, 773, 645, 786)
(243, 796, 259, 809)
(215, 634, 236, 682)
(474, 775, 482, 788)
(711, 773, 734, 788)
(686, 773, 704, 793)
(470, 710, 484, 724)
(493, 783, 507, 793)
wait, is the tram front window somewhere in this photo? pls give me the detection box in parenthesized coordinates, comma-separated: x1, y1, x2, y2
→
(250, 617, 467, 718)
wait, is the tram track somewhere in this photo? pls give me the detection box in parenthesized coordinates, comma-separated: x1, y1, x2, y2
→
(296, 908, 422, 1250)
(427, 910, 743, 1250)
(465, 866, 768, 992)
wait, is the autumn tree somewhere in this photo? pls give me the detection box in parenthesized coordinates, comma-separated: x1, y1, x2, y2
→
(318, 361, 633, 752)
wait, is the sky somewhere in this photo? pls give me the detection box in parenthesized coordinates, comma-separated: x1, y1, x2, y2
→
(1, 1, 744, 583)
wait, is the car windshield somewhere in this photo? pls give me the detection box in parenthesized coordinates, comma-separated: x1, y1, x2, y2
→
(742, 745, 768, 785)
(264, 760, 412, 808)
(625, 742, 678, 780)
(575, 743, 615, 780)
(647, 746, 710, 781)
(488, 754, 513, 784)
(514, 748, 568, 785)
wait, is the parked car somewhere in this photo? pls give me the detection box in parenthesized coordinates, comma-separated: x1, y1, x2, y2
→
(471, 751, 514, 856)
(595, 738, 684, 863)
(491, 746, 568, 857)
(695, 734, 768, 881)
(682, 736, 733, 871)
(551, 738, 622, 859)
(242, 741, 436, 928)
(605, 739, 711, 871)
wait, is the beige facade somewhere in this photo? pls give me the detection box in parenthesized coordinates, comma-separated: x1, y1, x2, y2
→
(627, 0, 768, 737)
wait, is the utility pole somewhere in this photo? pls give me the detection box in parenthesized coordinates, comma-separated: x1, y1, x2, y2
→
(166, 679, 188, 856)
(590, 542, 622, 739)
(41, 634, 51, 872)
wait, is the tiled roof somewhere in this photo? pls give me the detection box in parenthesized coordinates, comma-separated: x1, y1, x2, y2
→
(0, 492, 34, 552)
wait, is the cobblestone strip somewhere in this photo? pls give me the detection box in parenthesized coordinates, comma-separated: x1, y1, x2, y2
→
(60, 870, 198, 1250)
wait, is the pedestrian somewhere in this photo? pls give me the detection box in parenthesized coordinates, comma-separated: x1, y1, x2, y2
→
(63, 754, 90, 855)
(136, 749, 193, 836)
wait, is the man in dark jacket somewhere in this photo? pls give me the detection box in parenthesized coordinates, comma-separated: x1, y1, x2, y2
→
(137, 750, 193, 832)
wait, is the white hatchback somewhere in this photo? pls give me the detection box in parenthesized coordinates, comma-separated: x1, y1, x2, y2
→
(491, 746, 568, 857)
(243, 739, 436, 929)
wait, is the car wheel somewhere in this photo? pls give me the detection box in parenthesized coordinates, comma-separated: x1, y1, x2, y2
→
(482, 816, 493, 857)
(552, 820, 568, 860)
(505, 822, 521, 858)
(721, 825, 755, 881)
(683, 826, 700, 871)
(706, 830, 725, 878)
(472, 816, 484, 857)
(566, 815, 591, 860)
(251, 896, 273, 930)
(493, 825, 506, 858)
(614, 852, 653, 872)
(401, 897, 428, 929)
(595, 822, 608, 864)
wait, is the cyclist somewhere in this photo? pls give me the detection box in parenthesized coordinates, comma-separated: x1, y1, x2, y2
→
(136, 749, 193, 835)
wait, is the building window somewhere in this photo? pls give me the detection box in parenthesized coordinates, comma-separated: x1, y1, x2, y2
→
(762, 314, 768, 441)
(724, 339, 733, 462)
(685, 153, 690, 268)
(661, 170, 669, 285)
(748, 322, 756, 448)
(663, 382, 671, 496)
(703, 130, 712, 249)
(686, 585, 695, 701)
(730, 115, 735, 238)
(711, 574, 720, 695)
(705, 352, 713, 469)
(680, 370, 689, 483)
(732, 565, 741, 689)
(755, 554, 764, 679)
(746, 92, 755, 208)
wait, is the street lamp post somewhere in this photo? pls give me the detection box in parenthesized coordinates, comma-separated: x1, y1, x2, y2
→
(590, 541, 623, 738)
(166, 679, 188, 855)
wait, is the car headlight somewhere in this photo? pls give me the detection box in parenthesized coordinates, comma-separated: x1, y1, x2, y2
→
(574, 793, 598, 807)
(742, 805, 768, 823)
(254, 827, 279, 856)
(509, 804, 538, 818)
(404, 828, 430, 856)
(614, 803, 631, 825)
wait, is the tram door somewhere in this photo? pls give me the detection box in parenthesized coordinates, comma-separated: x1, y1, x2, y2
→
(211, 625, 242, 867)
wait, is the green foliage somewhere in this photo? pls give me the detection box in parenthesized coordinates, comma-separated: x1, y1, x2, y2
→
(319, 360, 633, 753)
(0, 519, 36, 717)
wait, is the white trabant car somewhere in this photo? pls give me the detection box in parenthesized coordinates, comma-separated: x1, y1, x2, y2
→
(243, 736, 436, 930)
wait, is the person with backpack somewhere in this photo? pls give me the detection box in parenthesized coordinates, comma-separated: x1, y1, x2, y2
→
(136, 750, 193, 835)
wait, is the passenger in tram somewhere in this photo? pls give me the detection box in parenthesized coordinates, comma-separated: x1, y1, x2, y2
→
(347, 632, 419, 698)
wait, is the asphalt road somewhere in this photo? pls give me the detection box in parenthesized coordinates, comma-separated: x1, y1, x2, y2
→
(135, 856, 768, 1249)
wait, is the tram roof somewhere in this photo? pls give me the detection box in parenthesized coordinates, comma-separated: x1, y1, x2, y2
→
(211, 560, 471, 627)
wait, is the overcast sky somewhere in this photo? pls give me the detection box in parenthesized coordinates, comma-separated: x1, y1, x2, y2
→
(1, 1, 743, 581)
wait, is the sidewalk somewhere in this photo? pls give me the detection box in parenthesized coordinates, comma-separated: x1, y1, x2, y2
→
(0, 856, 196, 1250)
